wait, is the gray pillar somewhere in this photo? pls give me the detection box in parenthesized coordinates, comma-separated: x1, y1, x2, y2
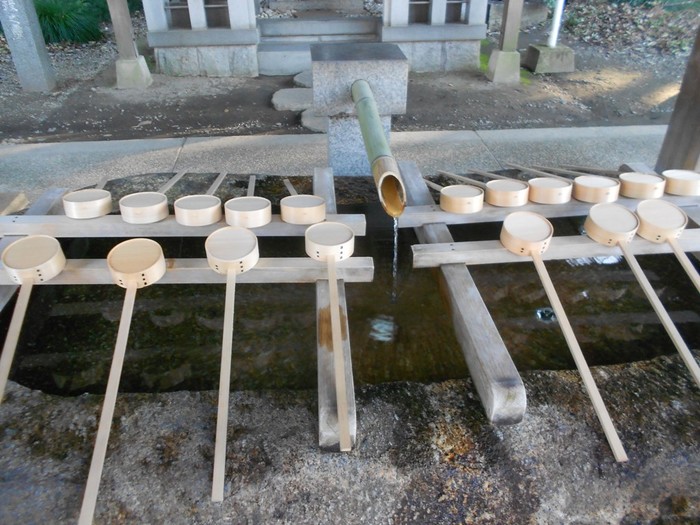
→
(656, 25, 700, 172)
(0, 0, 55, 92)
(106, 0, 152, 89)
(486, 0, 523, 84)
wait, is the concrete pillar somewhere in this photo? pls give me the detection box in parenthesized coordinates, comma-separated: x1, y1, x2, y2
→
(430, 0, 447, 25)
(188, 0, 207, 30)
(486, 0, 523, 84)
(227, 0, 256, 29)
(385, 0, 409, 26)
(0, 0, 55, 92)
(656, 25, 700, 172)
(143, 0, 168, 31)
(107, 0, 152, 89)
(468, 0, 488, 25)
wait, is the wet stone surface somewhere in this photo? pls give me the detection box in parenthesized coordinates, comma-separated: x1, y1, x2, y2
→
(0, 353, 698, 524)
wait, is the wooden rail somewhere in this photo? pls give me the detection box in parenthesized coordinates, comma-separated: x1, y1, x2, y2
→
(401, 161, 527, 425)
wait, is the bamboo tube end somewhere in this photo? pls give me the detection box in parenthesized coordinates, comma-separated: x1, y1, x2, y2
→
(372, 156, 406, 218)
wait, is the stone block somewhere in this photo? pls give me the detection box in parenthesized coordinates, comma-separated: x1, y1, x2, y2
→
(486, 50, 521, 84)
(311, 43, 408, 116)
(445, 41, 480, 71)
(327, 115, 391, 176)
(294, 70, 313, 88)
(156, 46, 258, 77)
(522, 44, 575, 74)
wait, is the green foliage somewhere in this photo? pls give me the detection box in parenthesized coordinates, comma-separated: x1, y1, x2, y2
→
(34, 0, 103, 43)
(84, 0, 144, 23)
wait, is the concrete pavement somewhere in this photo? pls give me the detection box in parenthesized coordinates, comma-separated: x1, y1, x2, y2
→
(0, 124, 668, 201)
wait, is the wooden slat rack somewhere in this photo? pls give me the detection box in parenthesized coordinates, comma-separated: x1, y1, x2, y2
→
(0, 171, 371, 452)
(399, 161, 700, 425)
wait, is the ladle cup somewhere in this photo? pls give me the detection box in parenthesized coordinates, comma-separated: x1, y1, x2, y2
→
(470, 166, 571, 205)
(439, 170, 529, 207)
(636, 199, 700, 294)
(584, 203, 700, 388)
(224, 175, 272, 228)
(618, 172, 666, 199)
(305, 222, 355, 452)
(205, 226, 259, 502)
(500, 212, 628, 463)
(79, 238, 166, 525)
(63, 188, 113, 219)
(0, 235, 66, 403)
(119, 171, 187, 224)
(512, 163, 620, 203)
(424, 179, 484, 214)
(661, 169, 700, 196)
(174, 172, 227, 226)
(281, 178, 326, 225)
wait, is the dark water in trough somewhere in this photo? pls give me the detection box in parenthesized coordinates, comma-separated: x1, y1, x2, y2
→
(3, 201, 700, 396)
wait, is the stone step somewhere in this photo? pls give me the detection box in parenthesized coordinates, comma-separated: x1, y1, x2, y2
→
(260, 34, 378, 44)
(271, 88, 313, 111)
(258, 16, 379, 38)
(257, 43, 312, 76)
(301, 109, 328, 133)
(294, 70, 313, 88)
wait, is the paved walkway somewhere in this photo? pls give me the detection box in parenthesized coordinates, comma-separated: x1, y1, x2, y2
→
(0, 125, 667, 200)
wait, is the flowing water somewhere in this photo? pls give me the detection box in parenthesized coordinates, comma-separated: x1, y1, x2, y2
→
(2, 203, 699, 395)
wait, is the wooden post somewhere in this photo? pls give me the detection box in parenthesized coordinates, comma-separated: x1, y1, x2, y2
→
(656, 25, 700, 172)
(401, 161, 526, 424)
(187, 0, 208, 30)
(313, 168, 357, 450)
(486, 0, 524, 83)
(142, 0, 169, 31)
(499, 0, 524, 52)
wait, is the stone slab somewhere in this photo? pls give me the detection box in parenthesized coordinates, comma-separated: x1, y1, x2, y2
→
(523, 44, 575, 74)
(301, 109, 328, 133)
(380, 23, 486, 42)
(327, 115, 391, 176)
(311, 43, 408, 116)
(272, 88, 313, 111)
(396, 41, 480, 73)
(258, 43, 310, 76)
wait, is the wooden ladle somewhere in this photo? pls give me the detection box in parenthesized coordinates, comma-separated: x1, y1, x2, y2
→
(501, 212, 628, 462)
(305, 222, 355, 452)
(423, 179, 484, 214)
(0, 235, 66, 402)
(584, 203, 700, 388)
(635, 199, 700, 294)
(79, 238, 166, 525)
(439, 170, 529, 207)
(225, 175, 272, 229)
(205, 226, 259, 502)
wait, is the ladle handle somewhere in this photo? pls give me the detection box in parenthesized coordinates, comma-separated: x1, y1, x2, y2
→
(0, 280, 33, 404)
(506, 163, 571, 183)
(212, 269, 237, 502)
(532, 165, 602, 179)
(464, 167, 510, 180)
(79, 283, 138, 525)
(424, 179, 444, 192)
(283, 178, 298, 196)
(560, 164, 620, 176)
(247, 175, 256, 197)
(327, 257, 352, 452)
(438, 170, 487, 189)
(531, 253, 628, 463)
(157, 171, 187, 194)
(206, 172, 228, 196)
(618, 242, 700, 387)
(533, 165, 583, 183)
(668, 237, 700, 295)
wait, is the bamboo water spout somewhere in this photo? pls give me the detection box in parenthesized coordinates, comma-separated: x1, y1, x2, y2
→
(351, 79, 407, 217)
